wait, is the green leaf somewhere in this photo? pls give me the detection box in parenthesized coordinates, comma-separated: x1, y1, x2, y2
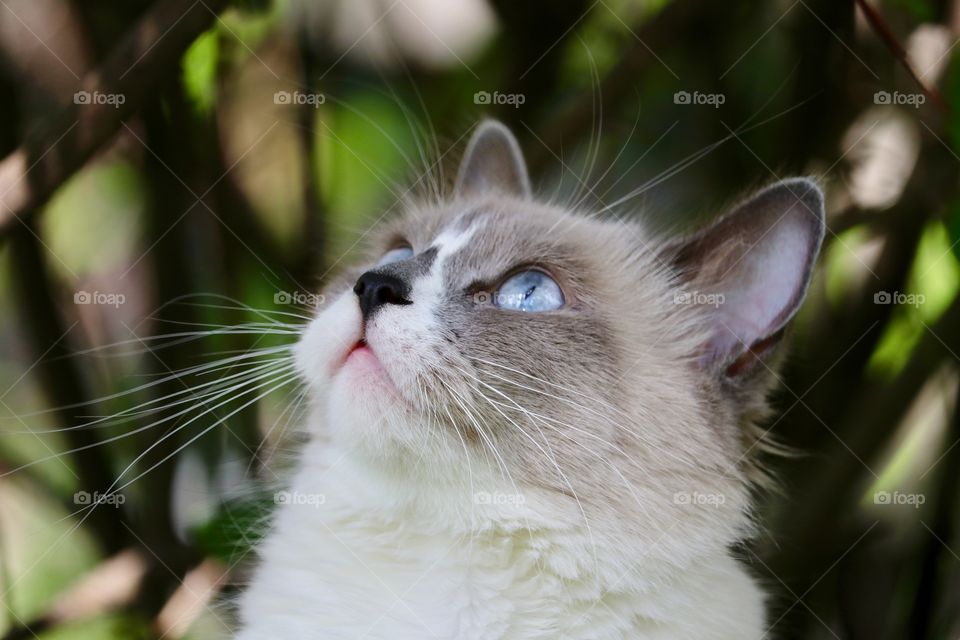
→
(191, 496, 272, 564)
(182, 30, 219, 118)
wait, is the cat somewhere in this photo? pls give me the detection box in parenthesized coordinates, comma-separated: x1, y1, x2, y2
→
(234, 120, 825, 639)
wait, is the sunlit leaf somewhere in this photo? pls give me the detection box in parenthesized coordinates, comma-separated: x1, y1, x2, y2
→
(182, 30, 219, 118)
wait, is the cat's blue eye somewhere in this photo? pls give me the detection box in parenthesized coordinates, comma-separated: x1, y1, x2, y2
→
(494, 270, 564, 312)
(377, 246, 414, 266)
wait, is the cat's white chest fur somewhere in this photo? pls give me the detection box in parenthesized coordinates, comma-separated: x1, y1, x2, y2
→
(236, 442, 765, 640)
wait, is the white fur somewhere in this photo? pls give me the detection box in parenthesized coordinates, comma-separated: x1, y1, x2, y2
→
(236, 438, 765, 640)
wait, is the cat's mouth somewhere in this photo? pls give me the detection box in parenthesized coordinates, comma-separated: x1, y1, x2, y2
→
(346, 338, 368, 359)
(342, 338, 375, 368)
(340, 337, 401, 393)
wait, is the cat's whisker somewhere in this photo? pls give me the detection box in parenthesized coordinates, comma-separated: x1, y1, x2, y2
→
(322, 88, 431, 200)
(463, 377, 602, 585)
(153, 292, 314, 326)
(573, 95, 642, 213)
(7, 357, 293, 434)
(83, 369, 302, 512)
(468, 358, 707, 473)
(1, 362, 296, 477)
(600, 97, 814, 216)
(146, 318, 301, 335)
(436, 377, 547, 574)
(481, 394, 659, 530)
(439, 401, 476, 520)
(37, 331, 293, 366)
(575, 33, 605, 211)
(163, 300, 314, 323)
(245, 383, 310, 478)
(246, 385, 309, 475)
(0, 345, 294, 424)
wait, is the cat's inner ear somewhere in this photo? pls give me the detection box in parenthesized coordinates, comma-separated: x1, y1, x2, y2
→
(455, 120, 531, 198)
(666, 178, 825, 377)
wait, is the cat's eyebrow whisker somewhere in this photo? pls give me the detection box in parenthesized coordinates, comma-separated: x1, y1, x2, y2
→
(599, 98, 814, 216)
(572, 93, 642, 213)
(574, 33, 605, 212)
(321, 91, 427, 199)
(1, 362, 297, 476)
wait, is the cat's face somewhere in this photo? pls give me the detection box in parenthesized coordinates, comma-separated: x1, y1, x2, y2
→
(295, 121, 824, 546)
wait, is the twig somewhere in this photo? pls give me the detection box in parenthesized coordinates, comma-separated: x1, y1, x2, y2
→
(854, 0, 948, 112)
(0, 0, 229, 237)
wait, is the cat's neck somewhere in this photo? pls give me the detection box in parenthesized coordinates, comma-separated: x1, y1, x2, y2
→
(237, 439, 766, 639)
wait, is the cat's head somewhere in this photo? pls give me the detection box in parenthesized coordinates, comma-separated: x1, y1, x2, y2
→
(295, 120, 824, 548)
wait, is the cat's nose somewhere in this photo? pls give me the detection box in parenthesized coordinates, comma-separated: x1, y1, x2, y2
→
(353, 270, 412, 320)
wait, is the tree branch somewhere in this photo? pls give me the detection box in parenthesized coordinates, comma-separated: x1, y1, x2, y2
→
(854, 0, 948, 112)
(0, 0, 229, 237)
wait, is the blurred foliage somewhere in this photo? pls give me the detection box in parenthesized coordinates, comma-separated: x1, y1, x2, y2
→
(0, 0, 959, 638)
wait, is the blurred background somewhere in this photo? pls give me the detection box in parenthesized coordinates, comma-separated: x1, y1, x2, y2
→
(0, 0, 958, 638)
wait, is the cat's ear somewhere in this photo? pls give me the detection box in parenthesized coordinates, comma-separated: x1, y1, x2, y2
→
(455, 120, 531, 198)
(664, 178, 825, 378)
